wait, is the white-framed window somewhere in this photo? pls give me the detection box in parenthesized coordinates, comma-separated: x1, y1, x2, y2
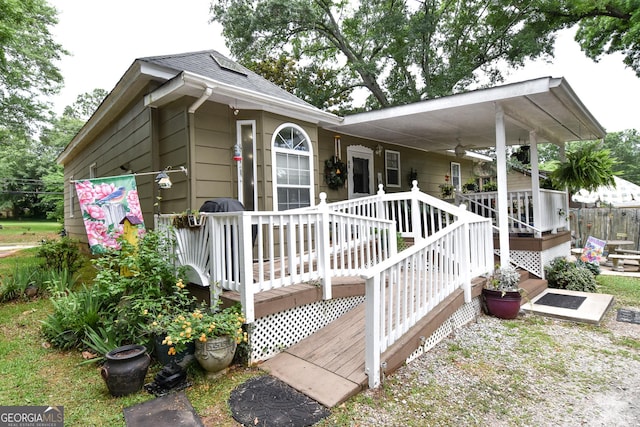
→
(385, 150, 401, 187)
(89, 163, 97, 179)
(271, 123, 314, 211)
(451, 162, 461, 191)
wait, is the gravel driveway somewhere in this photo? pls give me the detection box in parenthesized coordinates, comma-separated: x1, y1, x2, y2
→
(325, 307, 640, 426)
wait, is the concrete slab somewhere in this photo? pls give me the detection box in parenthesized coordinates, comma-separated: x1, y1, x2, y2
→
(523, 288, 614, 325)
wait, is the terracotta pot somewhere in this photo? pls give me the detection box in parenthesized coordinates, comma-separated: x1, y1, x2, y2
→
(101, 344, 151, 397)
(194, 336, 236, 376)
(482, 288, 522, 319)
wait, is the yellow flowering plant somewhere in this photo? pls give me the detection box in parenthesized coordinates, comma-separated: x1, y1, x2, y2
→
(140, 278, 195, 337)
(162, 302, 246, 355)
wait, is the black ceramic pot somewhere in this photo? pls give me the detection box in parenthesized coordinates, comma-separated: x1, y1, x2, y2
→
(101, 344, 151, 397)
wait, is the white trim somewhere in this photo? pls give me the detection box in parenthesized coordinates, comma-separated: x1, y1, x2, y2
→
(270, 123, 315, 211)
(450, 162, 461, 191)
(385, 150, 401, 188)
(236, 120, 257, 210)
(347, 145, 374, 199)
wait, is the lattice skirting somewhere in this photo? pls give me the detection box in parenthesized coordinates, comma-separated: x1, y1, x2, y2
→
(496, 242, 570, 279)
(249, 295, 365, 363)
(406, 297, 481, 364)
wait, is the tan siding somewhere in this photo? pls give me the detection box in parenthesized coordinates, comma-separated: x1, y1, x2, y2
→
(62, 96, 154, 244)
(317, 128, 476, 200)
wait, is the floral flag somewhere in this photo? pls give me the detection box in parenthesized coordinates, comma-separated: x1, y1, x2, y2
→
(74, 175, 145, 254)
(581, 236, 605, 264)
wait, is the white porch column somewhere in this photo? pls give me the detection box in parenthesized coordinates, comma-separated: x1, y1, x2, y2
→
(495, 104, 510, 266)
(529, 132, 542, 238)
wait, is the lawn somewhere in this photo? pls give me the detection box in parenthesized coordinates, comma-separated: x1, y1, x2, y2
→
(1, 246, 639, 426)
(0, 220, 61, 245)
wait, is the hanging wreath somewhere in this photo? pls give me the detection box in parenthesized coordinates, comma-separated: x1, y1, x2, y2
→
(324, 156, 347, 190)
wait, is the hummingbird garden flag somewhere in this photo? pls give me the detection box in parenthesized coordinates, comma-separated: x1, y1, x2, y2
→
(74, 175, 145, 254)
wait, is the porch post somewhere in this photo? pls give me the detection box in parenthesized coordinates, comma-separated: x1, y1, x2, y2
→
(411, 181, 424, 243)
(495, 104, 510, 266)
(529, 132, 543, 238)
(317, 193, 332, 299)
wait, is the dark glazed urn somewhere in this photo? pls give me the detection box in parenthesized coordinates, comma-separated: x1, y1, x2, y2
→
(482, 289, 522, 319)
(101, 344, 151, 397)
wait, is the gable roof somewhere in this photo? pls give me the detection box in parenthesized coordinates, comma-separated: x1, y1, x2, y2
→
(139, 50, 313, 110)
(57, 50, 341, 164)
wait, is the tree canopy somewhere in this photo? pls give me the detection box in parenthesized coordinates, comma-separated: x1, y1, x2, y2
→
(211, 0, 640, 113)
(0, 0, 66, 136)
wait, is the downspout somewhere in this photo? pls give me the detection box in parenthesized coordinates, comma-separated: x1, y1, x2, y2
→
(187, 87, 214, 208)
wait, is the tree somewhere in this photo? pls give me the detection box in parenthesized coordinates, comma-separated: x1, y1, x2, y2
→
(0, 89, 106, 219)
(539, 1, 640, 77)
(0, 0, 66, 136)
(211, 0, 560, 111)
(602, 129, 640, 184)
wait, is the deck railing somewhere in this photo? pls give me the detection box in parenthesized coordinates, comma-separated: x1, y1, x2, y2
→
(156, 197, 398, 323)
(458, 189, 568, 236)
(362, 203, 493, 388)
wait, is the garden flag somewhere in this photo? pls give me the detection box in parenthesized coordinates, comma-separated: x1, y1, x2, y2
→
(74, 175, 145, 254)
(581, 236, 605, 264)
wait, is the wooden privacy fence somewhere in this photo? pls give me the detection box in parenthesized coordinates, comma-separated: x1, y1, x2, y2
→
(570, 208, 640, 250)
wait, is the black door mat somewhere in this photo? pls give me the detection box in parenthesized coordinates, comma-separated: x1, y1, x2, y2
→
(535, 293, 587, 310)
(123, 391, 203, 427)
(229, 375, 330, 426)
(617, 308, 640, 324)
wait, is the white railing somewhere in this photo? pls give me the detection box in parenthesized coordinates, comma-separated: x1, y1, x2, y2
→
(458, 189, 568, 235)
(156, 197, 398, 323)
(362, 205, 493, 388)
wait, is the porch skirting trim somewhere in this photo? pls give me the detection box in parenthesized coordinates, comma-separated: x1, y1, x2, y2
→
(249, 295, 365, 363)
(406, 298, 481, 365)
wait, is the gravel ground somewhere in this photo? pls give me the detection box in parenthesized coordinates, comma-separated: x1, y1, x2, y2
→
(327, 307, 640, 427)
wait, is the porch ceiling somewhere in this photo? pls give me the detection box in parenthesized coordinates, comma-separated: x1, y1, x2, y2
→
(322, 77, 606, 154)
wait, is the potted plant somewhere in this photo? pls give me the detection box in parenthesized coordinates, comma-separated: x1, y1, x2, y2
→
(439, 183, 455, 199)
(162, 302, 246, 378)
(462, 178, 478, 193)
(482, 265, 522, 319)
(142, 278, 197, 365)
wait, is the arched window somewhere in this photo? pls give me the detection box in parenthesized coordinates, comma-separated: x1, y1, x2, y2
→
(272, 124, 314, 210)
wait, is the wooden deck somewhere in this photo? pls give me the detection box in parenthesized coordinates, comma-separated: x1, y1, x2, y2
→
(258, 271, 547, 408)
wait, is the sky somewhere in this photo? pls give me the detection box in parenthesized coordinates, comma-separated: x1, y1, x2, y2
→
(50, 0, 639, 133)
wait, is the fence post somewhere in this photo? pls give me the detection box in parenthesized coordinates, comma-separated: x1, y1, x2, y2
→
(317, 193, 332, 299)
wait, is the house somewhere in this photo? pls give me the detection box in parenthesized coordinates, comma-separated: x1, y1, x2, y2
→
(57, 50, 605, 398)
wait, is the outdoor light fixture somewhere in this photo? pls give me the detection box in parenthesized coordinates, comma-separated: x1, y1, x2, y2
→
(375, 144, 383, 156)
(155, 171, 172, 189)
(454, 143, 466, 158)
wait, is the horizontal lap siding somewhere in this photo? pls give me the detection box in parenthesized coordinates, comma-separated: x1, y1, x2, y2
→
(192, 102, 236, 207)
(157, 100, 189, 213)
(62, 94, 154, 244)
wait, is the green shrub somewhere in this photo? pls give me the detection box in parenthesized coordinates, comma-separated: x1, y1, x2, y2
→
(0, 264, 39, 302)
(41, 285, 103, 349)
(576, 259, 600, 276)
(545, 257, 597, 292)
(37, 237, 84, 274)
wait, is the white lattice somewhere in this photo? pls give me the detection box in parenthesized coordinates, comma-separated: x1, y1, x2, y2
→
(406, 298, 481, 363)
(249, 296, 365, 362)
(495, 249, 543, 278)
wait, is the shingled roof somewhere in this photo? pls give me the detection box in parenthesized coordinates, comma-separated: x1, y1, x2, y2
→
(138, 50, 315, 109)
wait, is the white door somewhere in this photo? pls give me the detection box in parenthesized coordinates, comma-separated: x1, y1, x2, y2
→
(347, 145, 374, 199)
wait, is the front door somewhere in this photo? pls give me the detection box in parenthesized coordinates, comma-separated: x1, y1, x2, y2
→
(347, 145, 374, 199)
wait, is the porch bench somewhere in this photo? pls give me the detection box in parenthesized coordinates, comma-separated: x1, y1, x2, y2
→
(607, 254, 640, 271)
